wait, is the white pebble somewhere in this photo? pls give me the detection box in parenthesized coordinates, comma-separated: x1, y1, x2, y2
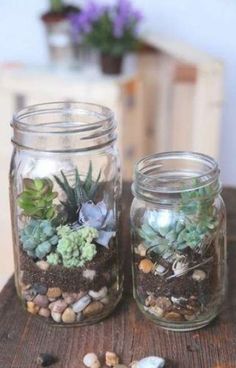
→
(137, 356, 165, 368)
(192, 269, 206, 282)
(83, 269, 96, 280)
(51, 311, 61, 323)
(89, 286, 108, 300)
(83, 353, 101, 368)
(72, 295, 91, 313)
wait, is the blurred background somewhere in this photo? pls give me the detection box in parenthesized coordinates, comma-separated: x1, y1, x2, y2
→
(0, 0, 235, 287)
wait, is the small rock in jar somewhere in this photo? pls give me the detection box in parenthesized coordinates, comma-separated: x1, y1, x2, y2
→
(49, 300, 67, 313)
(155, 297, 172, 310)
(27, 301, 40, 315)
(34, 295, 49, 308)
(89, 286, 108, 300)
(83, 301, 104, 318)
(135, 243, 147, 257)
(38, 308, 51, 318)
(138, 259, 154, 273)
(192, 269, 206, 282)
(72, 295, 91, 313)
(62, 307, 76, 323)
(36, 261, 50, 271)
(47, 287, 62, 299)
(165, 311, 184, 322)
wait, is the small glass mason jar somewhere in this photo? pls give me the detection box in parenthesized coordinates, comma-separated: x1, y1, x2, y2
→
(130, 151, 226, 331)
(9, 102, 123, 326)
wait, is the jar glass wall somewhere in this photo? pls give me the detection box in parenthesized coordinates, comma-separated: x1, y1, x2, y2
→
(10, 102, 123, 326)
(130, 152, 226, 331)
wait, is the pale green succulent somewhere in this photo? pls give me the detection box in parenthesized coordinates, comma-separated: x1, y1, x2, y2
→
(20, 219, 58, 259)
(47, 225, 98, 268)
(139, 183, 218, 254)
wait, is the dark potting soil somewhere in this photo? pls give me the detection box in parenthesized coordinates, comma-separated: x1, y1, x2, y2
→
(20, 242, 117, 293)
(135, 243, 219, 306)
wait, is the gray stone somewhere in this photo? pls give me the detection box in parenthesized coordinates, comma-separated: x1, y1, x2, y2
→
(72, 295, 91, 313)
(136, 356, 165, 368)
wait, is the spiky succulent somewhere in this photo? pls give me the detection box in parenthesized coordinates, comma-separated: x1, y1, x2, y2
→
(47, 225, 98, 268)
(139, 184, 218, 254)
(54, 162, 101, 223)
(20, 219, 58, 259)
(17, 178, 58, 219)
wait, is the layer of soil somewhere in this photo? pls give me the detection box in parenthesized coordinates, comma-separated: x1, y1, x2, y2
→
(135, 243, 219, 307)
(20, 241, 118, 293)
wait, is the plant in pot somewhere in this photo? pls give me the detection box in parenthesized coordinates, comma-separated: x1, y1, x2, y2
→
(41, 0, 80, 67)
(70, 0, 143, 75)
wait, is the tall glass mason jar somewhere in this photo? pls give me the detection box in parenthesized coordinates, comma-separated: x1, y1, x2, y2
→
(10, 102, 123, 326)
(130, 152, 226, 331)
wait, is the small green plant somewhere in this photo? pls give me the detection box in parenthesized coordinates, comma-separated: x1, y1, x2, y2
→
(139, 183, 218, 254)
(50, 0, 63, 13)
(54, 162, 101, 223)
(47, 225, 98, 268)
(17, 178, 58, 219)
(20, 219, 58, 259)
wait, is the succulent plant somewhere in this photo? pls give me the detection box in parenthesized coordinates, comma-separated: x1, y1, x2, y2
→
(54, 162, 101, 223)
(47, 225, 98, 268)
(139, 206, 218, 255)
(77, 200, 115, 248)
(20, 219, 58, 259)
(17, 178, 58, 219)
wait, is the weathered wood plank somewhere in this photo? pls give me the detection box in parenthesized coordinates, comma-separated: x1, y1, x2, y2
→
(0, 185, 235, 368)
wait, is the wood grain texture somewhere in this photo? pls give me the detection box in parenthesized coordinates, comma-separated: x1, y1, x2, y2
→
(0, 185, 236, 368)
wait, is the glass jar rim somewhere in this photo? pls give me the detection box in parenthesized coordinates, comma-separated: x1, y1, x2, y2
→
(11, 101, 116, 152)
(132, 151, 221, 201)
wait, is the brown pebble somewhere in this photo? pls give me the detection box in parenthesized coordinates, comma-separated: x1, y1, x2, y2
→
(34, 295, 49, 308)
(165, 311, 184, 321)
(38, 308, 51, 318)
(105, 351, 119, 367)
(83, 301, 104, 318)
(47, 287, 62, 299)
(27, 301, 40, 315)
(62, 307, 76, 323)
(138, 259, 154, 273)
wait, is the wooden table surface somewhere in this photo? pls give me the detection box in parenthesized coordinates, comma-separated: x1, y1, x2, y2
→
(1, 185, 236, 368)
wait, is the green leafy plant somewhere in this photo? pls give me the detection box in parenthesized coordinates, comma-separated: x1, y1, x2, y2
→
(139, 184, 218, 254)
(54, 162, 101, 223)
(47, 225, 98, 268)
(17, 178, 58, 219)
(20, 219, 58, 259)
(49, 0, 63, 13)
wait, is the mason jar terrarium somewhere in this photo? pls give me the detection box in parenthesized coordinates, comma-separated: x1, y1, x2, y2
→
(130, 152, 226, 331)
(10, 102, 122, 326)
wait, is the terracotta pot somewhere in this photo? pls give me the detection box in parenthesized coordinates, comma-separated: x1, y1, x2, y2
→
(100, 54, 123, 75)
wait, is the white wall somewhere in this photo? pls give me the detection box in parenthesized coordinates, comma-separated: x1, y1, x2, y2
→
(0, 0, 236, 185)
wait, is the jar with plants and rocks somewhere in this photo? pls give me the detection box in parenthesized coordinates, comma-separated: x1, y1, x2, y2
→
(9, 102, 123, 326)
(130, 152, 227, 331)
